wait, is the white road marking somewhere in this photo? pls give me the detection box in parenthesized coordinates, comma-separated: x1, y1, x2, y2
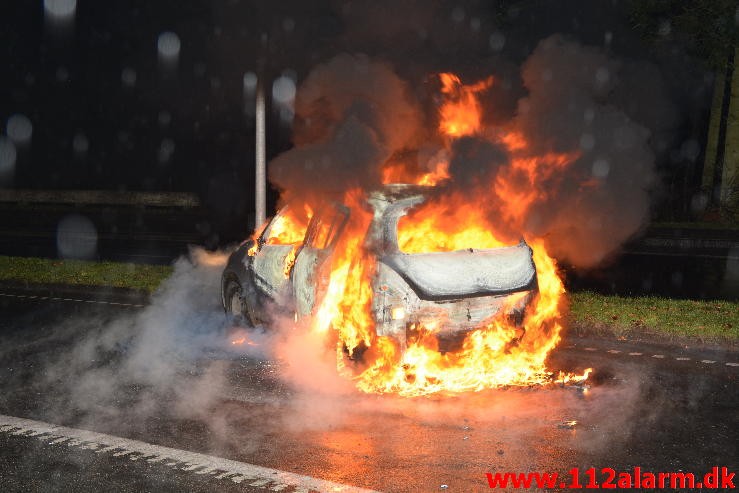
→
(0, 292, 144, 308)
(579, 346, 737, 367)
(0, 414, 379, 493)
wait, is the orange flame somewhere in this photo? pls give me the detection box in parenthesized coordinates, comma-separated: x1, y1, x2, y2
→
(267, 72, 590, 396)
(231, 336, 259, 346)
(249, 205, 313, 256)
(438, 73, 493, 138)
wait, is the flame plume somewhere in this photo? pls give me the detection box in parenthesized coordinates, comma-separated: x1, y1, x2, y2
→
(269, 72, 590, 396)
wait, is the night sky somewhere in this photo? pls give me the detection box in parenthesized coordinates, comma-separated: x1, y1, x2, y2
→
(0, 1, 717, 224)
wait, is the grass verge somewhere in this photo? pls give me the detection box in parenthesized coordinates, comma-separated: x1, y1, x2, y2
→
(569, 291, 739, 345)
(0, 255, 173, 293)
(1, 255, 737, 345)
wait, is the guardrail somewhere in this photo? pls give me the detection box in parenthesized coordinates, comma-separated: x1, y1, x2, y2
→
(0, 189, 200, 208)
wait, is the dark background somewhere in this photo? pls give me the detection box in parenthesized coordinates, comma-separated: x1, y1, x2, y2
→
(0, 0, 737, 298)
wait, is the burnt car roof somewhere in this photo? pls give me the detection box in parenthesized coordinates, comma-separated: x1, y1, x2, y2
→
(369, 183, 433, 203)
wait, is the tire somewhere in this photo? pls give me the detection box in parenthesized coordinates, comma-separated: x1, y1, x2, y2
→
(224, 278, 245, 321)
(224, 277, 259, 326)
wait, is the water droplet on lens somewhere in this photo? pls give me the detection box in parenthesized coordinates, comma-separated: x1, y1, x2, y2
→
(489, 31, 505, 51)
(592, 158, 609, 178)
(451, 7, 465, 23)
(44, 0, 76, 18)
(580, 133, 595, 151)
(272, 76, 296, 105)
(6, 114, 33, 145)
(121, 67, 137, 87)
(73, 133, 89, 155)
(57, 214, 97, 260)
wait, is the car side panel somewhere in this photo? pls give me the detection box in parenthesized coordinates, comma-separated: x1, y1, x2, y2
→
(292, 246, 321, 317)
(252, 244, 293, 297)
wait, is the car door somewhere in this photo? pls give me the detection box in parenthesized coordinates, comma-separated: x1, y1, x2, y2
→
(292, 203, 350, 317)
(250, 207, 306, 299)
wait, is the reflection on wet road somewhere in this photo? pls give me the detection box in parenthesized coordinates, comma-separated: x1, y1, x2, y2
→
(0, 296, 736, 492)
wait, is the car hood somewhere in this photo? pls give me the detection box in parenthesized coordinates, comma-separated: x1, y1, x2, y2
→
(381, 242, 536, 300)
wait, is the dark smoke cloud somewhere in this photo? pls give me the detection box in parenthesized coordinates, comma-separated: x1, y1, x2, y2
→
(510, 35, 655, 267)
(269, 54, 424, 204)
(269, 35, 657, 268)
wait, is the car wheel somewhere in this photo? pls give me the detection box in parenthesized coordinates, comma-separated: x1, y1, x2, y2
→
(224, 279, 245, 321)
(225, 277, 260, 326)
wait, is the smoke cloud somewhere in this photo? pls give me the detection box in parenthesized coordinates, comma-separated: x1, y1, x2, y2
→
(268, 35, 656, 268)
(505, 35, 655, 267)
(269, 53, 425, 205)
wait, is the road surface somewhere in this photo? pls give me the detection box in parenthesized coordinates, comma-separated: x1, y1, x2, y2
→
(0, 292, 736, 492)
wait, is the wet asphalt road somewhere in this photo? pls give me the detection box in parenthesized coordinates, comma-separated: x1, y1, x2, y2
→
(0, 294, 737, 492)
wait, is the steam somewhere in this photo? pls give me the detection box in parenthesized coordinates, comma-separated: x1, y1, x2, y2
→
(11, 249, 269, 439)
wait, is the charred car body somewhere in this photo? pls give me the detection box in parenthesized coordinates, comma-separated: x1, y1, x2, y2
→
(222, 184, 538, 350)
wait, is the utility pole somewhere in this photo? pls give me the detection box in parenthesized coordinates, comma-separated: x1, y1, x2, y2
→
(254, 56, 267, 229)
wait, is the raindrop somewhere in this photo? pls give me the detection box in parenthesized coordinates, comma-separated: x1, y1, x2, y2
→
(604, 31, 613, 45)
(595, 67, 610, 85)
(680, 139, 700, 162)
(658, 20, 671, 37)
(542, 69, 553, 81)
(451, 7, 465, 23)
(613, 126, 635, 150)
(283, 17, 295, 32)
(583, 107, 595, 124)
(489, 31, 505, 51)
(56, 67, 70, 83)
(690, 192, 709, 215)
(243, 71, 257, 95)
(470, 17, 481, 31)
(158, 111, 171, 127)
(158, 139, 175, 163)
(670, 271, 683, 288)
(6, 114, 33, 145)
(72, 133, 89, 155)
(592, 158, 610, 178)
(157, 31, 181, 65)
(0, 137, 17, 183)
(121, 67, 137, 87)
(44, 0, 76, 18)
(579, 133, 595, 151)
(272, 76, 296, 105)
(57, 214, 97, 260)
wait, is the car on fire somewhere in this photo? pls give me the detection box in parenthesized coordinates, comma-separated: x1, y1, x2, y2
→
(221, 184, 538, 351)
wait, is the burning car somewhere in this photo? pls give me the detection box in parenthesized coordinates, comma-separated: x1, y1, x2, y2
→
(222, 184, 538, 352)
